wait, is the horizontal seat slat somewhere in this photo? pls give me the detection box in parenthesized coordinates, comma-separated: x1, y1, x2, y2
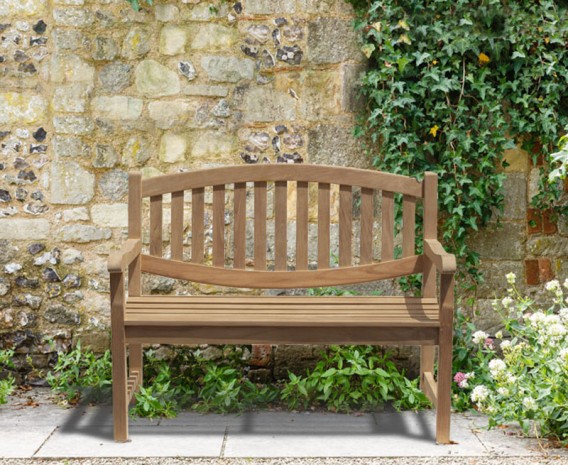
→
(127, 296, 438, 304)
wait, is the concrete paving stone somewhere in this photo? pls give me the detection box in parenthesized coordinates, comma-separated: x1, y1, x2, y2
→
(0, 427, 55, 458)
(34, 424, 226, 457)
(223, 411, 487, 457)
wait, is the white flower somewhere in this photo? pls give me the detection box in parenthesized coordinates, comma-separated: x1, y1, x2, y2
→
(501, 296, 514, 307)
(458, 379, 469, 388)
(497, 387, 509, 396)
(523, 396, 537, 410)
(545, 314, 561, 325)
(495, 331, 503, 339)
(472, 330, 489, 344)
(500, 340, 511, 350)
(471, 385, 489, 403)
(560, 308, 568, 322)
(489, 359, 507, 378)
(506, 273, 516, 285)
(564, 278, 568, 290)
(529, 312, 546, 327)
(466, 372, 475, 379)
(558, 348, 568, 365)
(548, 323, 566, 338)
(545, 280, 561, 292)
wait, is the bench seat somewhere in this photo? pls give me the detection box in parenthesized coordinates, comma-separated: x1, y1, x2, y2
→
(125, 296, 440, 327)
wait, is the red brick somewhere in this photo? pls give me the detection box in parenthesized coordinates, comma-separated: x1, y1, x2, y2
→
(530, 140, 544, 166)
(526, 209, 542, 234)
(250, 344, 272, 367)
(525, 258, 554, 285)
(538, 258, 554, 282)
(525, 259, 540, 285)
(542, 209, 557, 235)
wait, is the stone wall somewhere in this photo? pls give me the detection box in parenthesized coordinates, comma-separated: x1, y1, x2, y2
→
(0, 0, 566, 383)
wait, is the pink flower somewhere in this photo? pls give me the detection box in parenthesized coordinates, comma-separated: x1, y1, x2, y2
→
(484, 337, 494, 350)
(454, 372, 466, 384)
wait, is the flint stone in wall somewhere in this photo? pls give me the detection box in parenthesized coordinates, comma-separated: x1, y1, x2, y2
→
(58, 224, 111, 243)
(135, 60, 180, 97)
(201, 56, 254, 83)
(0, 219, 50, 240)
(0, 93, 47, 125)
(0, 240, 18, 264)
(51, 161, 95, 205)
(44, 304, 81, 325)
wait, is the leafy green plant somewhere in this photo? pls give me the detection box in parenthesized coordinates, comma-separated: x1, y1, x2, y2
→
(282, 345, 430, 412)
(46, 341, 112, 403)
(0, 349, 16, 404)
(347, 0, 568, 284)
(470, 275, 568, 444)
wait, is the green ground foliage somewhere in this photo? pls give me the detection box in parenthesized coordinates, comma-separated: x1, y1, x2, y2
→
(346, 0, 568, 284)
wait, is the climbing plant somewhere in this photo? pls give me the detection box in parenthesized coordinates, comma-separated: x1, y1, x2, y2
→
(346, 0, 568, 283)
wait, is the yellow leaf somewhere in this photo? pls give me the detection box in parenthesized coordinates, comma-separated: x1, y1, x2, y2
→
(398, 34, 411, 45)
(478, 52, 490, 65)
(429, 125, 440, 137)
(371, 21, 382, 32)
(397, 19, 410, 31)
(544, 37, 550, 44)
(432, 59, 438, 65)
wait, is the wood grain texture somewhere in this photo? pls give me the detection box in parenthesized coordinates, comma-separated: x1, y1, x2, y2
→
(318, 183, 330, 269)
(360, 187, 374, 265)
(274, 180, 287, 271)
(141, 254, 423, 288)
(171, 191, 184, 261)
(296, 181, 309, 270)
(108, 239, 141, 273)
(191, 187, 204, 264)
(233, 182, 246, 269)
(381, 191, 394, 261)
(339, 185, 352, 267)
(402, 195, 416, 258)
(423, 371, 438, 408)
(128, 172, 142, 296)
(254, 181, 267, 270)
(212, 185, 225, 267)
(149, 195, 163, 257)
(423, 173, 438, 298)
(142, 164, 423, 198)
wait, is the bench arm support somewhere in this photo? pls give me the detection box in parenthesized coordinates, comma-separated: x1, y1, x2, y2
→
(423, 239, 456, 275)
(108, 239, 142, 274)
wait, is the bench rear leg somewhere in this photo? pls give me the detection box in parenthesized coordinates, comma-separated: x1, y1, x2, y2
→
(436, 329, 452, 444)
(129, 343, 143, 402)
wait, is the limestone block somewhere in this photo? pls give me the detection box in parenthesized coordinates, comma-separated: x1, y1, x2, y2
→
(0, 93, 47, 125)
(188, 2, 229, 21)
(241, 87, 295, 122)
(503, 147, 529, 172)
(300, 69, 341, 120)
(0, 219, 49, 240)
(201, 56, 254, 83)
(342, 63, 366, 112)
(308, 124, 365, 167)
(191, 24, 238, 51)
(62, 207, 89, 222)
(297, 0, 335, 14)
(98, 62, 133, 93)
(155, 4, 179, 21)
(190, 131, 235, 161)
(92, 144, 118, 168)
(53, 84, 90, 113)
(501, 173, 527, 221)
(58, 224, 111, 243)
(53, 115, 94, 135)
(53, 136, 90, 158)
(91, 96, 143, 120)
(245, 0, 296, 14)
(91, 203, 128, 228)
(99, 169, 128, 201)
(159, 133, 187, 163)
(527, 236, 568, 256)
(148, 100, 194, 129)
(51, 161, 95, 205)
(53, 8, 94, 27)
(135, 60, 180, 97)
(183, 84, 229, 97)
(50, 54, 95, 84)
(91, 37, 118, 61)
(0, 0, 47, 16)
(53, 30, 87, 52)
(476, 260, 525, 299)
(159, 25, 188, 56)
(307, 18, 363, 64)
(122, 136, 152, 167)
(468, 223, 525, 260)
(122, 26, 152, 59)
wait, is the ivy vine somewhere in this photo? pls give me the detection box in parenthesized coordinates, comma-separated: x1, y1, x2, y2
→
(346, 0, 568, 283)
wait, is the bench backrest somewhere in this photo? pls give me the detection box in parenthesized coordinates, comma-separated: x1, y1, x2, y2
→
(128, 164, 438, 290)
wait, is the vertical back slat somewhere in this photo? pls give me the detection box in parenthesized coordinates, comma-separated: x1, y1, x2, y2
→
(339, 184, 352, 267)
(191, 187, 204, 264)
(254, 181, 267, 270)
(360, 187, 373, 265)
(274, 180, 287, 271)
(381, 191, 394, 261)
(233, 182, 246, 269)
(402, 195, 416, 258)
(212, 185, 225, 267)
(128, 172, 142, 296)
(171, 191, 184, 261)
(318, 183, 330, 269)
(423, 172, 438, 297)
(296, 181, 308, 271)
(149, 195, 163, 257)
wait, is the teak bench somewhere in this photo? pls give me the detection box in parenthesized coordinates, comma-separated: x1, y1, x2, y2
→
(107, 164, 456, 444)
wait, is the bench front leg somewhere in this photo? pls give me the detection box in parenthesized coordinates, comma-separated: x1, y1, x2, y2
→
(110, 271, 129, 442)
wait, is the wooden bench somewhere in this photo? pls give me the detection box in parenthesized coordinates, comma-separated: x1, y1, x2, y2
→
(107, 164, 456, 444)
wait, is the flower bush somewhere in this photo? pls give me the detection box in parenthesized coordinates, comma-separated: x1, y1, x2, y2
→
(467, 274, 568, 444)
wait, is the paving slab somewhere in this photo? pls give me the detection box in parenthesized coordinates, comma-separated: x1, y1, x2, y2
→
(0, 427, 56, 459)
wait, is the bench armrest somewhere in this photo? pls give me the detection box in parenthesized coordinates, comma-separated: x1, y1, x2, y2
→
(108, 239, 142, 273)
(423, 239, 456, 274)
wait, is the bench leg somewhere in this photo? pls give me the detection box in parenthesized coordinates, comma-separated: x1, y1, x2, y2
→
(112, 328, 129, 442)
(129, 343, 143, 403)
(420, 345, 435, 392)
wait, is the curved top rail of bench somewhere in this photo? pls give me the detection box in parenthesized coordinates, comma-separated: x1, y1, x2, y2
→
(141, 164, 424, 197)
